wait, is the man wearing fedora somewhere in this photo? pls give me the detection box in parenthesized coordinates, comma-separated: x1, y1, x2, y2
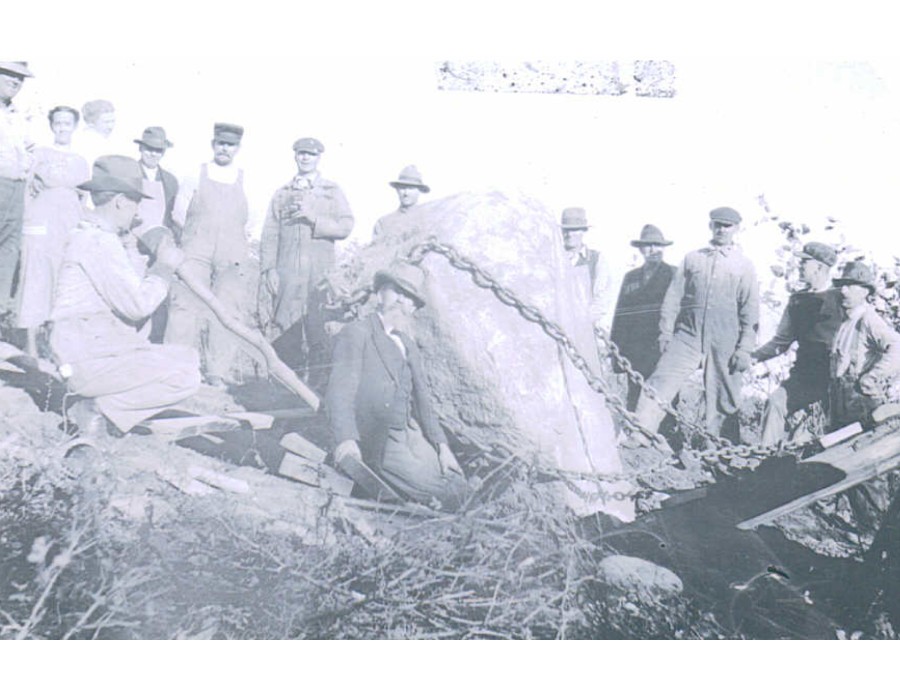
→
(610, 224, 676, 410)
(630, 207, 759, 445)
(167, 123, 253, 387)
(260, 137, 354, 390)
(829, 261, 900, 431)
(326, 261, 467, 510)
(372, 165, 430, 241)
(0, 61, 35, 322)
(560, 207, 615, 331)
(49, 159, 200, 436)
(751, 241, 843, 445)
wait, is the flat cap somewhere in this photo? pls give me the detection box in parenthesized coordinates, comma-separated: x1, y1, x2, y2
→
(213, 122, 244, 144)
(293, 137, 325, 154)
(0, 61, 33, 78)
(374, 262, 427, 309)
(833, 261, 876, 292)
(709, 207, 742, 225)
(796, 241, 837, 267)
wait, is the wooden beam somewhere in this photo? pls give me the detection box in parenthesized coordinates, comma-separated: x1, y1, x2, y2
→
(279, 432, 327, 464)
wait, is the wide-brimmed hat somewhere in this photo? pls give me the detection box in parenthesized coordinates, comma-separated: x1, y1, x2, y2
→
(389, 165, 430, 193)
(631, 224, 672, 247)
(560, 207, 590, 230)
(795, 241, 837, 267)
(293, 137, 325, 154)
(373, 262, 427, 308)
(709, 206, 742, 225)
(77, 155, 150, 200)
(0, 62, 33, 78)
(213, 122, 244, 145)
(833, 261, 876, 293)
(134, 126, 173, 150)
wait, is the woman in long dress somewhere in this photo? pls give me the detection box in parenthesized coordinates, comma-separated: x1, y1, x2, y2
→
(17, 105, 89, 356)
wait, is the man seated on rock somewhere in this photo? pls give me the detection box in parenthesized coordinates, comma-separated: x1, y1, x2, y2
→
(751, 242, 843, 445)
(325, 261, 468, 510)
(49, 163, 200, 436)
(828, 261, 900, 431)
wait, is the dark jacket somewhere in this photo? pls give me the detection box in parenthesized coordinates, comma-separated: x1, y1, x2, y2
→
(610, 262, 675, 376)
(142, 164, 180, 234)
(325, 313, 446, 467)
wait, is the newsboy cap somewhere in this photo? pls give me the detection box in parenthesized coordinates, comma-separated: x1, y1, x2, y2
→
(373, 262, 427, 309)
(796, 241, 837, 267)
(293, 137, 325, 154)
(0, 62, 33, 78)
(631, 224, 672, 247)
(213, 123, 244, 144)
(833, 261, 876, 293)
(560, 207, 591, 230)
(709, 207, 742, 225)
(134, 126, 173, 150)
(390, 165, 430, 193)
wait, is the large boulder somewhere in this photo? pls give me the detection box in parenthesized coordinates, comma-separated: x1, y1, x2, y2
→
(328, 190, 634, 521)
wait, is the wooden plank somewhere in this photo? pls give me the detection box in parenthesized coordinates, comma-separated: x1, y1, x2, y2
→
(140, 415, 243, 438)
(320, 466, 355, 497)
(279, 432, 327, 464)
(279, 452, 321, 486)
(187, 465, 251, 494)
(222, 411, 275, 430)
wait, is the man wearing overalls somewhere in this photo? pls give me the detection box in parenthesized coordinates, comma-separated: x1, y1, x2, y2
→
(166, 123, 250, 387)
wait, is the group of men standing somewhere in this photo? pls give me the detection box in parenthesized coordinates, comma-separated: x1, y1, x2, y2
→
(567, 203, 900, 451)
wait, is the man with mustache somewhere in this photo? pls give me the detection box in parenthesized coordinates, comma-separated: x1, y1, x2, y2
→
(372, 165, 430, 242)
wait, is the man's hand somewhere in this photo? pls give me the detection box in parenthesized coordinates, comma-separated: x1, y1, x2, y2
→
(154, 235, 185, 272)
(858, 373, 882, 399)
(324, 320, 344, 337)
(28, 175, 45, 198)
(334, 439, 362, 463)
(658, 335, 672, 354)
(438, 443, 464, 477)
(729, 349, 752, 373)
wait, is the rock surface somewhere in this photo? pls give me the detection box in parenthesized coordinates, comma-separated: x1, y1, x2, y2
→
(596, 555, 683, 603)
(328, 190, 634, 521)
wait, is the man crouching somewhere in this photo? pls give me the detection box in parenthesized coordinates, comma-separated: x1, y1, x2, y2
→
(50, 163, 200, 435)
(326, 262, 467, 510)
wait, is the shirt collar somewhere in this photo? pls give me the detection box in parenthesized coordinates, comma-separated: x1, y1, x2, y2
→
(291, 171, 320, 189)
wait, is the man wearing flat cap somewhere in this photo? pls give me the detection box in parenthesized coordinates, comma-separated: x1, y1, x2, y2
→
(828, 261, 900, 430)
(630, 206, 759, 444)
(610, 224, 676, 410)
(259, 137, 354, 389)
(372, 165, 430, 242)
(326, 261, 468, 510)
(0, 61, 35, 321)
(49, 158, 200, 436)
(167, 122, 254, 386)
(751, 241, 843, 445)
(560, 207, 615, 331)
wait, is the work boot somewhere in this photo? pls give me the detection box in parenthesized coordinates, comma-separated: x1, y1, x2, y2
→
(66, 400, 114, 439)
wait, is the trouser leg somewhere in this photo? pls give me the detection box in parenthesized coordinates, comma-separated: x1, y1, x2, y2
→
(0, 178, 26, 315)
(633, 337, 702, 434)
(380, 421, 468, 511)
(759, 385, 789, 446)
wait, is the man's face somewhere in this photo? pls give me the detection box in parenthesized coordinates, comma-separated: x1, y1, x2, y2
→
(139, 145, 165, 169)
(115, 195, 142, 232)
(639, 243, 665, 265)
(840, 283, 869, 312)
(709, 220, 738, 246)
(562, 228, 586, 252)
(799, 257, 828, 287)
(294, 150, 320, 176)
(0, 72, 24, 102)
(212, 139, 239, 166)
(50, 111, 77, 146)
(379, 285, 418, 330)
(395, 185, 421, 209)
(94, 111, 116, 137)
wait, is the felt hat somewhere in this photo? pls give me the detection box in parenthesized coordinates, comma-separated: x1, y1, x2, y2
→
(560, 207, 590, 230)
(374, 262, 427, 308)
(134, 126, 173, 150)
(0, 62, 33, 78)
(77, 155, 151, 200)
(213, 122, 244, 144)
(389, 165, 430, 193)
(795, 241, 837, 267)
(709, 206, 742, 225)
(833, 261, 876, 293)
(631, 224, 672, 247)
(293, 137, 325, 154)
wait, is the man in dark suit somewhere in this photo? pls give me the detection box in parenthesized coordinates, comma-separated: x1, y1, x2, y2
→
(610, 224, 676, 410)
(325, 262, 467, 510)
